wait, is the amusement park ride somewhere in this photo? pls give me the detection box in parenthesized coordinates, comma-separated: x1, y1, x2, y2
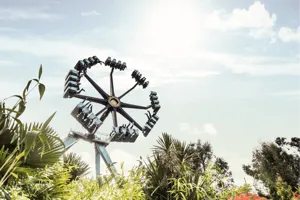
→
(62, 56, 161, 177)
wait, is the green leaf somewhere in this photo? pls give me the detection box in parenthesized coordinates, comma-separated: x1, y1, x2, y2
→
(16, 100, 26, 118)
(11, 172, 18, 178)
(23, 80, 32, 99)
(41, 112, 56, 131)
(11, 116, 23, 129)
(24, 130, 39, 158)
(0, 108, 19, 114)
(3, 95, 23, 103)
(38, 64, 43, 80)
(38, 83, 46, 100)
(15, 151, 25, 160)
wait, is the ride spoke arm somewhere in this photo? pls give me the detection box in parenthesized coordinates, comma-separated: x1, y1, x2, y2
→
(118, 83, 138, 99)
(110, 68, 115, 96)
(111, 107, 118, 127)
(117, 107, 143, 131)
(84, 73, 109, 99)
(121, 102, 151, 110)
(73, 94, 107, 106)
(95, 105, 110, 116)
(100, 108, 111, 122)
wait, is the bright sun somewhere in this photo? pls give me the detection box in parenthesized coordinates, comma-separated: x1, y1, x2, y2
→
(138, 1, 202, 55)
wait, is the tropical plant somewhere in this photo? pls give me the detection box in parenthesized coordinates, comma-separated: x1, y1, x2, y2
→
(66, 163, 146, 200)
(187, 139, 234, 190)
(243, 137, 300, 199)
(141, 133, 243, 200)
(63, 152, 90, 182)
(4, 163, 73, 200)
(0, 65, 68, 199)
(0, 66, 65, 168)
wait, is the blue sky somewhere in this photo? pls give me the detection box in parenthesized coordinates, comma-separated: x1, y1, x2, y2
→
(0, 0, 299, 186)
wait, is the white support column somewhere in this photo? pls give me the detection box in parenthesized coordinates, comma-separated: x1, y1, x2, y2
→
(95, 143, 117, 176)
(95, 143, 101, 177)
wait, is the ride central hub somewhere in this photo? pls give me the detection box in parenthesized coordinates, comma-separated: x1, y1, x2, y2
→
(108, 96, 120, 107)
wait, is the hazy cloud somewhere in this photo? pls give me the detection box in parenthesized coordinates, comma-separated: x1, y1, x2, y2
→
(0, 35, 116, 65)
(278, 27, 300, 43)
(0, 8, 61, 21)
(81, 11, 101, 17)
(179, 123, 191, 132)
(202, 123, 218, 135)
(270, 90, 300, 96)
(179, 122, 218, 135)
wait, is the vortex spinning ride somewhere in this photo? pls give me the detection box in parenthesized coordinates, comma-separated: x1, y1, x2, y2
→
(62, 56, 161, 177)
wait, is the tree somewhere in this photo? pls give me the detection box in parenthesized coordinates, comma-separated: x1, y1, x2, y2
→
(141, 133, 239, 200)
(243, 137, 300, 199)
(187, 139, 234, 189)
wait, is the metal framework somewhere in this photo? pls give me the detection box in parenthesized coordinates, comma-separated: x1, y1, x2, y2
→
(62, 56, 161, 177)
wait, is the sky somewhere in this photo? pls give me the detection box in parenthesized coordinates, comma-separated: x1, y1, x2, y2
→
(0, 0, 299, 186)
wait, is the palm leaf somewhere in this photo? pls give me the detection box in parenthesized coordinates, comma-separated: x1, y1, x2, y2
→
(23, 122, 65, 168)
(63, 152, 90, 181)
(0, 103, 19, 149)
(0, 146, 32, 187)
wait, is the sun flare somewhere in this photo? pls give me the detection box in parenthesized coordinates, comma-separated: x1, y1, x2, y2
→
(138, 1, 203, 55)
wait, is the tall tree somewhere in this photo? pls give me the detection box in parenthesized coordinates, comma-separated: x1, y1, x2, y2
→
(243, 137, 300, 199)
(187, 139, 234, 189)
(142, 133, 235, 199)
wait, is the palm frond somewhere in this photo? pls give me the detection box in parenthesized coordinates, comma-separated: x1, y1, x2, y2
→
(0, 103, 19, 149)
(22, 122, 65, 168)
(63, 152, 90, 181)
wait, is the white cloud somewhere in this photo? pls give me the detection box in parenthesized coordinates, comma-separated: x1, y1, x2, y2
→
(202, 123, 218, 135)
(207, 1, 276, 39)
(112, 55, 220, 88)
(179, 123, 191, 132)
(192, 51, 300, 76)
(81, 11, 101, 17)
(0, 8, 61, 21)
(179, 122, 218, 135)
(278, 27, 300, 43)
(270, 90, 300, 96)
(0, 36, 116, 65)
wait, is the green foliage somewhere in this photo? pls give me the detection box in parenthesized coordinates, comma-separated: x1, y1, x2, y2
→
(168, 165, 217, 200)
(141, 133, 241, 200)
(66, 164, 146, 200)
(0, 65, 69, 199)
(218, 184, 252, 200)
(4, 163, 72, 200)
(63, 152, 90, 182)
(275, 176, 293, 200)
(243, 137, 300, 199)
